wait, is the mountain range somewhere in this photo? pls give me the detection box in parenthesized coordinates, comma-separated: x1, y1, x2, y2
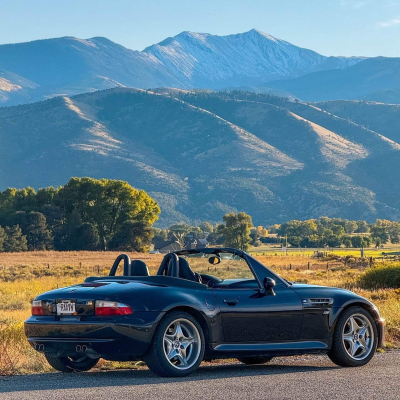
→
(0, 29, 366, 106)
(1, 88, 400, 227)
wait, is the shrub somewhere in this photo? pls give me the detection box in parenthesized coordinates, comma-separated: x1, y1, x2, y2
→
(359, 264, 400, 290)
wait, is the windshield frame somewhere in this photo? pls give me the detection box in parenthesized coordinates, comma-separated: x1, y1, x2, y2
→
(174, 248, 289, 288)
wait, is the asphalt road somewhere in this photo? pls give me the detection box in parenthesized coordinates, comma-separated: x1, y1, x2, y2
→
(1, 351, 399, 400)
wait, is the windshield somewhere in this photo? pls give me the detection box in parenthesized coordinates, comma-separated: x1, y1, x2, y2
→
(181, 252, 255, 281)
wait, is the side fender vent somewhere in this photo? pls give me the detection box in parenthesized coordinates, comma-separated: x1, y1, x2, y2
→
(302, 298, 334, 307)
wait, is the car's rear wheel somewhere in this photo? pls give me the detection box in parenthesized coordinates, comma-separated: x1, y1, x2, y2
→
(237, 356, 273, 365)
(45, 354, 99, 372)
(328, 306, 377, 367)
(144, 311, 205, 377)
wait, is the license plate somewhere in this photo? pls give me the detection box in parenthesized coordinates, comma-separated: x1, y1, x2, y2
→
(57, 302, 76, 315)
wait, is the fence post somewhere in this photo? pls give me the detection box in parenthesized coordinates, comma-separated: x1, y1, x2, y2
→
(308, 262, 310, 270)
(326, 263, 329, 271)
(289, 263, 292, 270)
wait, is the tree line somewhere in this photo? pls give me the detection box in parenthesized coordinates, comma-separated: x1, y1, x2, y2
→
(273, 217, 400, 248)
(156, 216, 400, 252)
(0, 178, 160, 252)
(0, 177, 399, 253)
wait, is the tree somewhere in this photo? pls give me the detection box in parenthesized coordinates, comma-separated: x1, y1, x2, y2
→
(57, 178, 160, 248)
(199, 222, 214, 235)
(344, 220, 358, 234)
(3, 225, 28, 252)
(370, 219, 392, 244)
(0, 225, 6, 251)
(355, 220, 370, 233)
(342, 236, 353, 248)
(109, 220, 154, 252)
(218, 212, 253, 251)
(71, 223, 100, 251)
(19, 212, 53, 251)
(168, 224, 192, 247)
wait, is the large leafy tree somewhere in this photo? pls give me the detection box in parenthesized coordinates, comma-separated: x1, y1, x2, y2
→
(218, 212, 253, 250)
(56, 178, 160, 249)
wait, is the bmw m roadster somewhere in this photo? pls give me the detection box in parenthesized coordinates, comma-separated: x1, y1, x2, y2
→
(25, 248, 385, 377)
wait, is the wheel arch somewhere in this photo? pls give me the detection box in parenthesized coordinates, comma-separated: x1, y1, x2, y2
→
(163, 306, 212, 357)
(331, 301, 382, 343)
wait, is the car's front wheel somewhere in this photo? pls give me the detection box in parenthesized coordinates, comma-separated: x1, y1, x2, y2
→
(144, 311, 205, 377)
(328, 306, 378, 367)
(237, 356, 273, 365)
(44, 354, 99, 372)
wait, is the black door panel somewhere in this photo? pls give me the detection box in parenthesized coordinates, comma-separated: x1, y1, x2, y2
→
(212, 286, 303, 342)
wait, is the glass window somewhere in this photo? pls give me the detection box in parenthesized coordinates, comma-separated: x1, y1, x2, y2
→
(182, 252, 255, 280)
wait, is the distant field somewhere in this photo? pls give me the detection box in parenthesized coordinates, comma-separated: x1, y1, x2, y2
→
(248, 244, 400, 258)
(0, 250, 399, 375)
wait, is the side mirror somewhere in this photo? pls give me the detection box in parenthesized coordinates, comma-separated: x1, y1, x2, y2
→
(209, 256, 221, 265)
(262, 277, 276, 295)
(264, 277, 276, 290)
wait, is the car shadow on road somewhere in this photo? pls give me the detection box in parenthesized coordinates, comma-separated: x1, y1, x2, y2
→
(0, 362, 338, 393)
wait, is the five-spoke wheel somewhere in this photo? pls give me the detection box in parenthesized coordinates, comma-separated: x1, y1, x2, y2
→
(144, 311, 205, 377)
(342, 314, 374, 361)
(328, 306, 378, 367)
(163, 319, 201, 370)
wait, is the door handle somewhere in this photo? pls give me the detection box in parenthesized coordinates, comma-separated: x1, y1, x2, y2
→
(223, 299, 239, 306)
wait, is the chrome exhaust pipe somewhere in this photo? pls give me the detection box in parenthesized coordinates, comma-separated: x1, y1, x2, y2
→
(35, 344, 45, 352)
(76, 345, 88, 353)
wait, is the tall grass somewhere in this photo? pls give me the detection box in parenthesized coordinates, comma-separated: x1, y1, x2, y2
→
(0, 252, 399, 375)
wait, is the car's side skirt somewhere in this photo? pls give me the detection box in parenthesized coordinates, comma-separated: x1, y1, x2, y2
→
(213, 340, 328, 352)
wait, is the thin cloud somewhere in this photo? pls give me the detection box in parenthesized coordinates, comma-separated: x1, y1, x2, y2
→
(340, 1, 367, 9)
(380, 17, 400, 27)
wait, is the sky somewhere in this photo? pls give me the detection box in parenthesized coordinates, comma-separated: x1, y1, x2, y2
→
(0, 0, 399, 57)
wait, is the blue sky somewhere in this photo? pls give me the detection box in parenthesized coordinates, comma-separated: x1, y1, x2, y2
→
(1, 0, 399, 56)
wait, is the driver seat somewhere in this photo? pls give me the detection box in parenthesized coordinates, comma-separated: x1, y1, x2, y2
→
(178, 257, 202, 284)
(130, 260, 150, 276)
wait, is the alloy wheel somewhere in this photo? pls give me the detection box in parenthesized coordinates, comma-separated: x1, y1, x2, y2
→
(163, 318, 201, 370)
(342, 313, 374, 360)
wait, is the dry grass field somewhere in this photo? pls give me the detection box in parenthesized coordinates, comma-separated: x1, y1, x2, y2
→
(0, 250, 399, 375)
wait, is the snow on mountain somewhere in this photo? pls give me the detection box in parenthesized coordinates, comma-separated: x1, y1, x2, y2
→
(143, 29, 363, 88)
(0, 29, 365, 105)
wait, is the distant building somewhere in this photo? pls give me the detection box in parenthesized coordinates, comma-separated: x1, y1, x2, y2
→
(184, 238, 209, 250)
(153, 240, 182, 253)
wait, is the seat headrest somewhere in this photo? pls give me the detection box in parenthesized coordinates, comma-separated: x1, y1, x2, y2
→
(178, 257, 201, 283)
(130, 260, 150, 277)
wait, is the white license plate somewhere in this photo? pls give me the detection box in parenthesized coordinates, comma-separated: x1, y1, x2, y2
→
(57, 302, 76, 315)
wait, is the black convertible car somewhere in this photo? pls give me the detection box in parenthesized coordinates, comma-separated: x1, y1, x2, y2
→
(25, 248, 385, 377)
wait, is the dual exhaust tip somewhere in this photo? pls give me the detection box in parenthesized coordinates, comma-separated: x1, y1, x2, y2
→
(34, 344, 88, 353)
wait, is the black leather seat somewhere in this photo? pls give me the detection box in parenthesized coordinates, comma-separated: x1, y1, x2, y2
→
(130, 260, 150, 276)
(178, 257, 202, 283)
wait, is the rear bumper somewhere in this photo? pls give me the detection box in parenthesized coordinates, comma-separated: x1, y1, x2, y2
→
(377, 318, 386, 349)
(25, 311, 164, 360)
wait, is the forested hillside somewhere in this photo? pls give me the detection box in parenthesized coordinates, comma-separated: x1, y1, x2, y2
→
(1, 88, 400, 226)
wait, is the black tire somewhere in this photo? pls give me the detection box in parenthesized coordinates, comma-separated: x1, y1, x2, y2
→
(45, 354, 99, 372)
(144, 311, 205, 377)
(328, 306, 377, 367)
(237, 356, 273, 365)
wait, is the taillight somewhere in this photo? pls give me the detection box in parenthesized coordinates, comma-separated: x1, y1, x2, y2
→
(32, 300, 44, 316)
(95, 301, 133, 316)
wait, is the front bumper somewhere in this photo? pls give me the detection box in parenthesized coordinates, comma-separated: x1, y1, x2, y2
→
(25, 311, 164, 360)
